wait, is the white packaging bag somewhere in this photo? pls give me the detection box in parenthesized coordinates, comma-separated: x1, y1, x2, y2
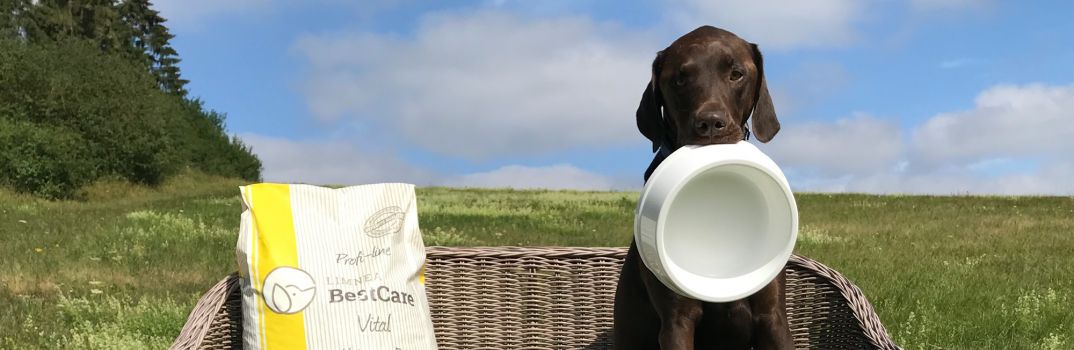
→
(236, 183, 438, 349)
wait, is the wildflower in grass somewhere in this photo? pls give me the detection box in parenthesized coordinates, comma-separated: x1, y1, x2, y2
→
(34, 248, 43, 253)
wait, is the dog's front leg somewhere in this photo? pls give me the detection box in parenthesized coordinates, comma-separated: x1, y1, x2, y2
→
(749, 271, 794, 350)
(658, 300, 704, 350)
(641, 265, 703, 350)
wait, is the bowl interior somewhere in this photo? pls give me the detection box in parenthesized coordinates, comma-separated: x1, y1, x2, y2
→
(662, 163, 793, 281)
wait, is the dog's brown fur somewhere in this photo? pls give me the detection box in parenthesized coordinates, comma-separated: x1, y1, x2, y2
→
(612, 26, 791, 350)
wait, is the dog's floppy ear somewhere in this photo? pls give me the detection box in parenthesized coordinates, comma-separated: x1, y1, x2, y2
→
(749, 43, 780, 143)
(637, 51, 667, 152)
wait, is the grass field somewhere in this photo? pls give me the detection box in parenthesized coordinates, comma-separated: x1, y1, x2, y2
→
(2, 174, 1073, 349)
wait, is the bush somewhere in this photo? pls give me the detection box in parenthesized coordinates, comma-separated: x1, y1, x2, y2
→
(0, 39, 180, 184)
(0, 119, 95, 199)
(0, 38, 261, 198)
(175, 99, 262, 181)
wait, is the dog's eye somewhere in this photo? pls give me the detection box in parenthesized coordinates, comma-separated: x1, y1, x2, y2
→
(730, 69, 744, 81)
(674, 65, 698, 87)
(675, 72, 688, 86)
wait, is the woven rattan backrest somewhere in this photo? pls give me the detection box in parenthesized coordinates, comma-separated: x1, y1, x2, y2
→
(424, 247, 625, 349)
(423, 247, 899, 350)
(171, 247, 899, 350)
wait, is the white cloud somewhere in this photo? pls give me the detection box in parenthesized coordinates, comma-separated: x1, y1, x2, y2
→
(768, 82, 1074, 195)
(911, 83, 1074, 166)
(762, 114, 903, 175)
(240, 133, 438, 185)
(294, 10, 659, 160)
(783, 160, 1074, 195)
(243, 78, 1074, 195)
(197, 3, 1069, 195)
(667, 0, 864, 49)
(445, 164, 621, 190)
(241, 133, 627, 190)
(829, 161, 1074, 195)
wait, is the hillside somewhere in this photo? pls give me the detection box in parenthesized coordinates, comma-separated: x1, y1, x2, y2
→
(1, 175, 1071, 348)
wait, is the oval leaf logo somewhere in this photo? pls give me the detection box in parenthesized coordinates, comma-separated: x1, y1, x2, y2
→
(364, 206, 405, 238)
(262, 266, 316, 314)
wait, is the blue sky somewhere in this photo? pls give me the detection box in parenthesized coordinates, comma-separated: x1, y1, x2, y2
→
(155, 0, 1074, 194)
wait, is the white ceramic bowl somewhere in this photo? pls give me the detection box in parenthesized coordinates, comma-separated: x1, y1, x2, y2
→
(634, 141, 798, 302)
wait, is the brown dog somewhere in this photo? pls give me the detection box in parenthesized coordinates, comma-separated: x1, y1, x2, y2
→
(612, 26, 790, 350)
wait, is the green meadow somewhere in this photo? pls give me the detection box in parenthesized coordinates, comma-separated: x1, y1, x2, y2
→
(1, 174, 1072, 349)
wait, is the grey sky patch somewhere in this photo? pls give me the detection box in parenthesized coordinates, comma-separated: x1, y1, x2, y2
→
(153, 0, 271, 33)
(239, 133, 440, 186)
(910, 0, 995, 13)
(241, 133, 629, 190)
(761, 114, 904, 176)
(445, 164, 625, 190)
(667, 0, 863, 50)
(939, 58, 977, 69)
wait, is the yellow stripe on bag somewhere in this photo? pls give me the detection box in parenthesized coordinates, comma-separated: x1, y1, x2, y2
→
(248, 184, 307, 350)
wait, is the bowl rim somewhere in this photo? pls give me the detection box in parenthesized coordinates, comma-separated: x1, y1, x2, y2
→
(637, 142, 798, 302)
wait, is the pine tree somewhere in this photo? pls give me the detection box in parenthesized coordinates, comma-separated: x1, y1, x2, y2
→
(17, 0, 187, 96)
(0, 0, 262, 195)
(26, 0, 121, 50)
(79, 0, 124, 52)
(3, 0, 44, 41)
(0, 0, 21, 38)
(117, 0, 187, 96)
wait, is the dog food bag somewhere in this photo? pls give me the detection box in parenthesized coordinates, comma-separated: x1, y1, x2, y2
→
(236, 183, 438, 349)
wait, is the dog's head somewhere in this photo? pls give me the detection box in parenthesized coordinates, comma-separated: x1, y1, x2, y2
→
(637, 26, 779, 151)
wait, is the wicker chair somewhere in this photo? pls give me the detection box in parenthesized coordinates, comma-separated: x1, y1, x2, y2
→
(171, 247, 901, 350)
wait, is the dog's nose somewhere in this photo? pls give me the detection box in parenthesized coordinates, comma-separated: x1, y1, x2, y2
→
(694, 113, 729, 137)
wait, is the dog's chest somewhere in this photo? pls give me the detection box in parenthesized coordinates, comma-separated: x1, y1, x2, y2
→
(694, 300, 754, 349)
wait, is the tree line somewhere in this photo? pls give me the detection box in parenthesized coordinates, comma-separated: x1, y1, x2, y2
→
(0, 0, 262, 199)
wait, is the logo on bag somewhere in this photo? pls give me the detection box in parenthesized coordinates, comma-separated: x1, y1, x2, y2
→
(262, 266, 316, 314)
(364, 206, 406, 238)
